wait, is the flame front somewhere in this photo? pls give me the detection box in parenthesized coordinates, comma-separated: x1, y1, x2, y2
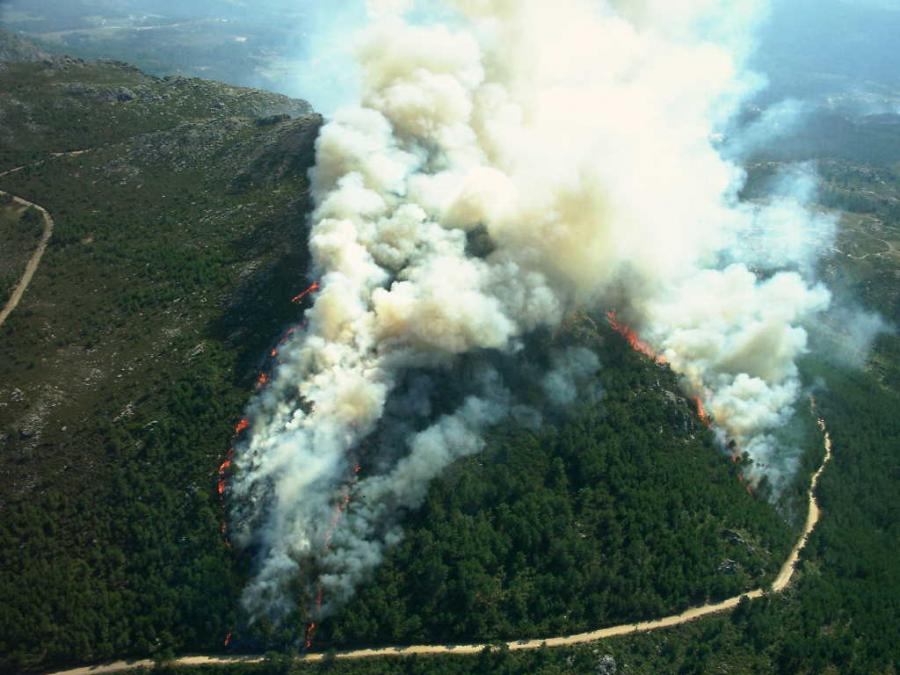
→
(606, 312, 755, 495)
(606, 311, 667, 365)
(217, 450, 233, 496)
(304, 622, 317, 650)
(292, 281, 320, 304)
(694, 396, 711, 427)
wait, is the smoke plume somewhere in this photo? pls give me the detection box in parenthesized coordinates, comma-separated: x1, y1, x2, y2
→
(231, 0, 837, 624)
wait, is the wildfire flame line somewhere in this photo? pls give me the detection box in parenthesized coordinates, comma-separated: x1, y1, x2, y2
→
(213, 415, 256, 647)
(694, 396, 711, 427)
(292, 281, 320, 304)
(607, 312, 753, 496)
(606, 311, 667, 365)
(304, 460, 362, 650)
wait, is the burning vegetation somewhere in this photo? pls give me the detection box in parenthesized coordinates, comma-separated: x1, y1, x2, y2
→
(606, 311, 667, 365)
(291, 281, 320, 304)
(694, 397, 711, 427)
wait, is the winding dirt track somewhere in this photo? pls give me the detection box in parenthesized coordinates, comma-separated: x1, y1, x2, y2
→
(0, 191, 54, 330)
(49, 419, 834, 674)
(0, 151, 92, 329)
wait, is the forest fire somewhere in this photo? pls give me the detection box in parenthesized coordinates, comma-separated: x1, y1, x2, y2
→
(217, 451, 234, 496)
(324, 492, 352, 547)
(257, 372, 269, 387)
(218, 452, 233, 474)
(234, 418, 249, 434)
(304, 622, 317, 650)
(304, 586, 325, 649)
(694, 397, 711, 427)
(292, 281, 320, 304)
(606, 311, 667, 364)
(223, 632, 232, 648)
(304, 468, 361, 650)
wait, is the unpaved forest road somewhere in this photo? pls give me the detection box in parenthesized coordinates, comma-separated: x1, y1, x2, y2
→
(49, 418, 834, 674)
(0, 151, 91, 329)
(0, 191, 54, 330)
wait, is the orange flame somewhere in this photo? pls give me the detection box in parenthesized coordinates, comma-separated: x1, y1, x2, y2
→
(304, 622, 317, 650)
(305, 462, 360, 649)
(257, 372, 269, 387)
(217, 450, 234, 496)
(218, 448, 234, 473)
(270, 348, 278, 358)
(606, 311, 667, 365)
(234, 418, 249, 434)
(292, 281, 320, 304)
(223, 632, 232, 647)
(694, 397, 711, 427)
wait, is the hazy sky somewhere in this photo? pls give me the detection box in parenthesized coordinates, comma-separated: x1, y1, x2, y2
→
(1, 0, 898, 113)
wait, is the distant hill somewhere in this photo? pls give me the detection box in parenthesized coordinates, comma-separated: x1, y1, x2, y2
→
(0, 30, 311, 169)
(0, 28, 48, 62)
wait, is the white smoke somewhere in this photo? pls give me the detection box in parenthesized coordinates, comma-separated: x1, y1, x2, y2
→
(231, 0, 836, 623)
(542, 347, 603, 408)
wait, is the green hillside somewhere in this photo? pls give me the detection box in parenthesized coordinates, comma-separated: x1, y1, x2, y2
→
(0, 33, 320, 672)
(316, 326, 801, 650)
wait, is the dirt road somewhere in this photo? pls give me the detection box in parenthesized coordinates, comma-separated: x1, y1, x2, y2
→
(0, 191, 54, 330)
(49, 419, 834, 674)
(0, 150, 93, 329)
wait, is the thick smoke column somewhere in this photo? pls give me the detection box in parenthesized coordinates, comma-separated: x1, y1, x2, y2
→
(231, 0, 832, 623)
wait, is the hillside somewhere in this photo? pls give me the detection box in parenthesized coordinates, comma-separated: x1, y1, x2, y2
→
(0, 31, 321, 672)
(0, 197, 44, 308)
(0, 29, 309, 170)
(310, 323, 802, 650)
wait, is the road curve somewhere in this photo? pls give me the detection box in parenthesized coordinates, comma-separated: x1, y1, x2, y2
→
(0, 150, 94, 329)
(0, 191, 54, 330)
(48, 418, 833, 674)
